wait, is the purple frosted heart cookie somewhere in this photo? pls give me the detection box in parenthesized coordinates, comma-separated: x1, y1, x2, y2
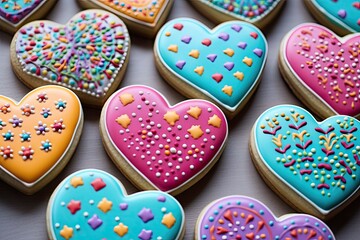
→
(0, 0, 57, 34)
(195, 195, 335, 240)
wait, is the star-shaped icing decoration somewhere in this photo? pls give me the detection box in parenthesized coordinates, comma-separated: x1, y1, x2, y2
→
(138, 208, 154, 223)
(162, 212, 176, 228)
(163, 111, 180, 126)
(187, 125, 204, 139)
(187, 106, 202, 119)
(138, 229, 153, 240)
(222, 85, 233, 96)
(119, 93, 134, 106)
(97, 197, 112, 213)
(234, 71, 244, 81)
(114, 223, 128, 237)
(208, 114, 222, 128)
(116, 114, 131, 128)
(60, 225, 73, 240)
(70, 176, 84, 188)
(67, 200, 81, 215)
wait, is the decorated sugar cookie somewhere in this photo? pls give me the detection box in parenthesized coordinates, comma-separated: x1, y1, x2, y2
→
(154, 18, 267, 118)
(195, 195, 335, 240)
(190, 0, 286, 29)
(250, 105, 360, 219)
(279, 23, 360, 119)
(99, 85, 228, 196)
(0, 86, 83, 194)
(10, 9, 130, 107)
(77, 0, 174, 38)
(47, 169, 185, 240)
(305, 0, 360, 35)
(0, 0, 57, 34)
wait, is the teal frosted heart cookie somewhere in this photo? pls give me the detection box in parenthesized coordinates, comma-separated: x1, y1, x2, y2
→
(154, 18, 267, 118)
(47, 169, 185, 240)
(250, 105, 360, 219)
(190, 0, 286, 29)
(305, 0, 360, 35)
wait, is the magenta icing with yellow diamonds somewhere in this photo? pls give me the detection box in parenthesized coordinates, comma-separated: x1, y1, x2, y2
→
(284, 23, 360, 116)
(15, 10, 129, 98)
(0, 0, 45, 24)
(198, 0, 283, 21)
(48, 169, 184, 240)
(104, 85, 228, 193)
(197, 195, 335, 240)
(312, 0, 360, 33)
(254, 105, 360, 213)
(156, 18, 267, 111)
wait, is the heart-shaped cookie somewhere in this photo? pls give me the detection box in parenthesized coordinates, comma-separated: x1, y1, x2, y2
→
(0, 85, 83, 194)
(11, 9, 130, 107)
(279, 23, 360, 119)
(305, 0, 360, 35)
(250, 105, 360, 219)
(190, 0, 286, 29)
(154, 18, 267, 118)
(0, 0, 57, 34)
(100, 85, 228, 195)
(77, 0, 174, 38)
(47, 169, 185, 240)
(195, 195, 335, 240)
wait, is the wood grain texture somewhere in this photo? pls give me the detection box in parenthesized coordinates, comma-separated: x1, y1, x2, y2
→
(0, 0, 358, 239)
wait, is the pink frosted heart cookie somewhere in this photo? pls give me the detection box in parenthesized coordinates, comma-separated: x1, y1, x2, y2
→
(77, 0, 174, 38)
(0, 0, 57, 34)
(195, 195, 335, 240)
(99, 85, 228, 195)
(11, 10, 130, 107)
(279, 23, 360, 119)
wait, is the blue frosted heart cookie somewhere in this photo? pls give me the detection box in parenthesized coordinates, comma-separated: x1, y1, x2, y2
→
(305, 0, 360, 35)
(47, 169, 185, 239)
(154, 18, 267, 118)
(250, 105, 360, 220)
(189, 0, 286, 29)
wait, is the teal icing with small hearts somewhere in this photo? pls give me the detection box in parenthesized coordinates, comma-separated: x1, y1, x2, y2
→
(312, 0, 360, 33)
(48, 169, 184, 240)
(254, 105, 360, 214)
(156, 18, 267, 111)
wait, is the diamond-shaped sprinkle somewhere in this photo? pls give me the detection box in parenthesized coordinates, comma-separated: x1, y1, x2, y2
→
(88, 214, 103, 230)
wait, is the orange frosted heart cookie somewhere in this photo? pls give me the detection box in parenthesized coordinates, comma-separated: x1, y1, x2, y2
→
(77, 0, 174, 38)
(0, 86, 83, 194)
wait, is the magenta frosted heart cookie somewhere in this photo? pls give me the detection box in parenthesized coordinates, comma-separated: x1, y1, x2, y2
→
(0, 0, 57, 34)
(305, 0, 360, 35)
(47, 169, 185, 240)
(250, 105, 360, 219)
(190, 0, 286, 29)
(154, 18, 268, 118)
(99, 85, 228, 195)
(77, 0, 174, 38)
(195, 195, 335, 240)
(279, 23, 360, 119)
(10, 9, 130, 107)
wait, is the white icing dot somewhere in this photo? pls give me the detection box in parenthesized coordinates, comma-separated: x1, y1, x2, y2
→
(170, 147, 176, 153)
(207, 108, 212, 112)
(190, 165, 194, 169)
(156, 172, 161, 177)
(210, 145, 215, 150)
(206, 129, 210, 134)
(61, 202, 65, 206)
(177, 125, 182, 130)
(184, 115, 188, 119)
(75, 225, 80, 230)
(55, 223, 60, 228)
(89, 200, 94, 205)
(84, 212, 89, 217)
(115, 216, 120, 221)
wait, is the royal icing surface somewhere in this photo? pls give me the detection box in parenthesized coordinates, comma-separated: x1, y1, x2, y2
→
(156, 18, 267, 111)
(104, 85, 228, 193)
(284, 23, 360, 116)
(196, 0, 283, 22)
(0, 86, 81, 184)
(0, 0, 45, 25)
(86, 0, 169, 25)
(15, 10, 130, 100)
(48, 169, 184, 240)
(197, 195, 335, 240)
(311, 0, 360, 33)
(254, 105, 360, 214)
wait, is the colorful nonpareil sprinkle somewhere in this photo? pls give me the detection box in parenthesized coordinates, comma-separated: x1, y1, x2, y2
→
(15, 10, 130, 99)
(48, 169, 184, 239)
(0, 0, 45, 24)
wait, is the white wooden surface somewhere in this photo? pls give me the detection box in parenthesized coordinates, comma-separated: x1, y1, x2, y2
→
(0, 0, 358, 239)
